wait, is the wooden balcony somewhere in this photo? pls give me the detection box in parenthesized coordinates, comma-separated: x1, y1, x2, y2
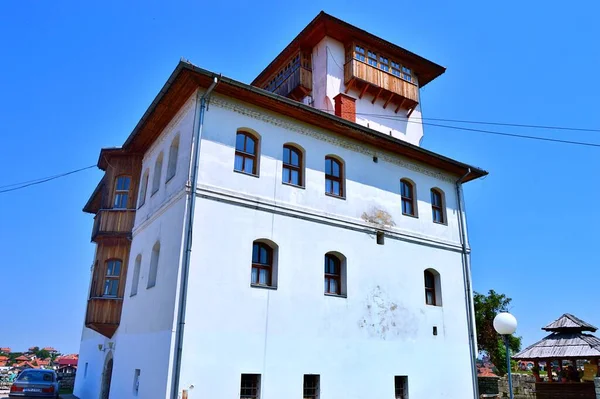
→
(270, 66, 312, 101)
(91, 209, 135, 242)
(344, 59, 419, 113)
(85, 297, 123, 338)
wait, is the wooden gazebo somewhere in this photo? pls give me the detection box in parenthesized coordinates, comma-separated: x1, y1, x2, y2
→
(513, 313, 600, 399)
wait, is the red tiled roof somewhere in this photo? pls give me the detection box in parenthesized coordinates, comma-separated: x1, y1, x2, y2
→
(42, 347, 57, 352)
(15, 355, 29, 361)
(0, 347, 10, 353)
(57, 357, 78, 366)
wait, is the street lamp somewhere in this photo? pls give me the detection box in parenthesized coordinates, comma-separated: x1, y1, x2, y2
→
(494, 312, 518, 399)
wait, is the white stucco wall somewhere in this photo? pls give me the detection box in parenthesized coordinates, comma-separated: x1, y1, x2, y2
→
(175, 96, 474, 398)
(311, 37, 424, 146)
(75, 95, 195, 399)
(76, 90, 474, 399)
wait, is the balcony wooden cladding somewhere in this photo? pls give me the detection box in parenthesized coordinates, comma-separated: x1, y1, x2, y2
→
(85, 298, 123, 338)
(344, 59, 419, 113)
(91, 209, 135, 241)
(263, 51, 312, 101)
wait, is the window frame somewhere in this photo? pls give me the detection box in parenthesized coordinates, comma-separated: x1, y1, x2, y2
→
(138, 170, 149, 208)
(240, 374, 260, 399)
(431, 188, 445, 224)
(130, 254, 142, 297)
(166, 135, 179, 183)
(400, 179, 417, 217)
(424, 270, 437, 306)
(251, 242, 273, 287)
(351, 43, 415, 84)
(303, 375, 320, 399)
(113, 175, 131, 209)
(282, 144, 304, 187)
(147, 242, 160, 289)
(103, 259, 122, 298)
(394, 376, 408, 399)
(234, 131, 259, 176)
(325, 156, 345, 198)
(324, 254, 342, 296)
(152, 153, 163, 195)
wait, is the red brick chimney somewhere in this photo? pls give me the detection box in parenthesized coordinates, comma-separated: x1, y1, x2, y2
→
(333, 93, 356, 122)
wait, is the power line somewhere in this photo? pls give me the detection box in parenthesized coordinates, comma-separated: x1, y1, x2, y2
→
(319, 108, 600, 148)
(315, 107, 600, 133)
(0, 165, 96, 194)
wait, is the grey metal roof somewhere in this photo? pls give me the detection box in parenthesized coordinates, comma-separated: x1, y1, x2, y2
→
(542, 313, 598, 332)
(513, 332, 600, 360)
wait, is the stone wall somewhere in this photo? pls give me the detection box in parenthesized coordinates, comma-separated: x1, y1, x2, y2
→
(478, 374, 536, 399)
(58, 372, 76, 390)
(594, 377, 600, 399)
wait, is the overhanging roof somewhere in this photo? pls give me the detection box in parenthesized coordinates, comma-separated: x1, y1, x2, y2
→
(513, 332, 600, 360)
(252, 11, 446, 89)
(543, 314, 598, 333)
(121, 61, 487, 183)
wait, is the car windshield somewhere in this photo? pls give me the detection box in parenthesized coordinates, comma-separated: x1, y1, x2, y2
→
(17, 371, 54, 382)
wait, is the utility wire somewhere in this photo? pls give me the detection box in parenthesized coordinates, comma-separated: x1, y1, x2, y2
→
(319, 108, 600, 148)
(0, 165, 96, 194)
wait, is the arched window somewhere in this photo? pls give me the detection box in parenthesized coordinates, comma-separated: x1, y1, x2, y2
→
(103, 259, 122, 297)
(431, 188, 445, 224)
(113, 176, 131, 209)
(138, 169, 149, 208)
(166, 135, 179, 182)
(324, 252, 346, 296)
(152, 153, 163, 194)
(325, 156, 344, 197)
(424, 269, 442, 306)
(131, 254, 141, 296)
(147, 242, 160, 288)
(235, 131, 258, 175)
(400, 179, 416, 216)
(282, 144, 303, 186)
(251, 241, 273, 286)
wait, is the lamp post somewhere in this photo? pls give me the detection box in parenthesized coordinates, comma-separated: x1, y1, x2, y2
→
(494, 312, 518, 399)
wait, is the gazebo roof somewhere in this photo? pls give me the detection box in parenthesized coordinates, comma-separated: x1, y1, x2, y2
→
(543, 313, 598, 332)
(513, 332, 600, 360)
(513, 314, 600, 360)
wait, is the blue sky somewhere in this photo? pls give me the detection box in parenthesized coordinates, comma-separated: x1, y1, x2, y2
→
(1, 0, 599, 354)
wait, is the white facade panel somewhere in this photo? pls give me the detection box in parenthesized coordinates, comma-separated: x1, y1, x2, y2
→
(311, 37, 424, 146)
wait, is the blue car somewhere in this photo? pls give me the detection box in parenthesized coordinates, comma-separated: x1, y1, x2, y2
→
(9, 369, 60, 398)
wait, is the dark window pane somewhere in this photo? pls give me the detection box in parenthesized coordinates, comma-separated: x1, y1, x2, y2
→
(291, 170, 299, 185)
(333, 181, 340, 195)
(246, 136, 255, 154)
(236, 133, 245, 151)
(260, 246, 268, 264)
(282, 167, 290, 183)
(283, 147, 290, 164)
(426, 291, 434, 305)
(251, 267, 258, 284)
(291, 150, 299, 166)
(325, 159, 332, 175)
(259, 269, 269, 285)
(425, 272, 435, 288)
(326, 179, 333, 194)
(252, 244, 259, 263)
(332, 160, 340, 177)
(244, 159, 254, 174)
(234, 155, 243, 172)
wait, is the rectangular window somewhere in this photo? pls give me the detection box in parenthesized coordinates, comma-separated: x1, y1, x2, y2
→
(84, 363, 88, 378)
(395, 376, 408, 399)
(114, 176, 131, 209)
(103, 260, 122, 297)
(368, 51, 378, 67)
(355, 45, 366, 62)
(379, 56, 389, 72)
(133, 369, 141, 396)
(303, 375, 320, 399)
(240, 374, 260, 399)
(391, 61, 401, 77)
(402, 66, 412, 82)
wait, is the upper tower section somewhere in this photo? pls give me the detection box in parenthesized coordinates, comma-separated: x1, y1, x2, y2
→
(251, 12, 445, 146)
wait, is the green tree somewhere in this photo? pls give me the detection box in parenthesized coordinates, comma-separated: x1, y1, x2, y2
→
(34, 349, 51, 360)
(474, 290, 521, 376)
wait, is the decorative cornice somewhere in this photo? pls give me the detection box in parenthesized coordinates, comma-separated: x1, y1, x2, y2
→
(145, 93, 196, 157)
(210, 96, 455, 183)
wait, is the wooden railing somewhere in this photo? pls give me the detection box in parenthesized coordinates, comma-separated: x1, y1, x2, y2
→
(271, 66, 312, 99)
(91, 209, 135, 241)
(344, 59, 419, 104)
(85, 297, 123, 338)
